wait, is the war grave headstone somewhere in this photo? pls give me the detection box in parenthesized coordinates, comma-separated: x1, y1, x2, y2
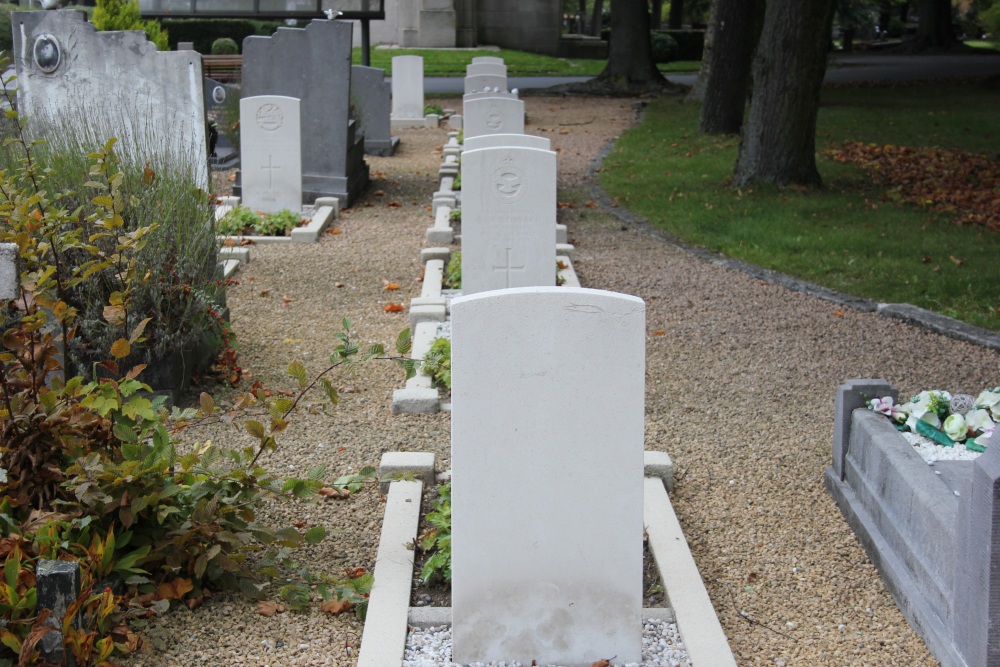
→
(204, 77, 239, 168)
(351, 65, 399, 156)
(12, 10, 209, 188)
(464, 73, 508, 94)
(451, 286, 645, 666)
(463, 96, 525, 139)
(471, 56, 505, 66)
(240, 95, 302, 214)
(466, 61, 507, 78)
(460, 144, 555, 294)
(240, 20, 368, 206)
(463, 133, 550, 151)
(390, 55, 425, 128)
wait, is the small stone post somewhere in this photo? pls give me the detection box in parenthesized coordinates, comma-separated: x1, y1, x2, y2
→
(36, 560, 81, 665)
(832, 379, 897, 480)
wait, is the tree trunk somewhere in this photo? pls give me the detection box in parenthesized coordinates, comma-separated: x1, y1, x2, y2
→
(733, 0, 836, 187)
(651, 0, 664, 29)
(686, 0, 718, 102)
(668, 0, 684, 29)
(842, 26, 855, 51)
(699, 0, 757, 134)
(577, 0, 587, 33)
(590, 0, 605, 36)
(915, 0, 954, 48)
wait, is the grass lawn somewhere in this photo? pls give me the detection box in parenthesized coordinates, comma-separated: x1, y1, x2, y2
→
(351, 46, 698, 77)
(600, 82, 1000, 330)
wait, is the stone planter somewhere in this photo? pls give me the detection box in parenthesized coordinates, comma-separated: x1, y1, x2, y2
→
(826, 379, 1000, 667)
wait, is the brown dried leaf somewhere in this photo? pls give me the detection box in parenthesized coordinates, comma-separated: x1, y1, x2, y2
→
(257, 601, 285, 616)
(383, 302, 404, 313)
(321, 598, 354, 615)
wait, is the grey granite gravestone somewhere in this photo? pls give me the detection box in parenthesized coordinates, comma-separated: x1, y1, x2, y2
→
(0, 243, 19, 301)
(12, 10, 209, 188)
(351, 65, 399, 156)
(239, 20, 368, 206)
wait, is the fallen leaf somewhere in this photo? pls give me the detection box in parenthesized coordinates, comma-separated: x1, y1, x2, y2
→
(557, 201, 576, 209)
(228, 172, 237, 181)
(592, 660, 611, 667)
(335, 281, 345, 288)
(318, 486, 351, 499)
(156, 578, 194, 601)
(949, 255, 965, 266)
(257, 601, 285, 616)
(832, 311, 844, 317)
(239, 237, 256, 246)
(343, 566, 367, 578)
(277, 389, 296, 397)
(259, 289, 271, 297)
(383, 302, 404, 313)
(585, 201, 599, 208)
(293, 519, 308, 528)
(388, 201, 402, 208)
(321, 599, 354, 615)
(328, 227, 342, 235)
(282, 295, 295, 307)
(284, 338, 301, 344)
(651, 330, 666, 336)
(222, 237, 238, 247)
(373, 190, 385, 196)
(383, 280, 400, 291)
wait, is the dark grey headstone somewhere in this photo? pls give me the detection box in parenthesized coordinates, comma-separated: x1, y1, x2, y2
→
(351, 65, 398, 157)
(203, 76, 239, 168)
(36, 560, 80, 628)
(832, 379, 896, 480)
(239, 20, 368, 206)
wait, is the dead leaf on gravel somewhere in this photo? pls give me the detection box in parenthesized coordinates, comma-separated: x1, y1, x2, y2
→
(388, 201, 402, 208)
(651, 330, 666, 336)
(335, 281, 345, 288)
(222, 237, 238, 247)
(282, 295, 295, 307)
(259, 289, 270, 297)
(383, 280, 400, 290)
(321, 599, 354, 615)
(257, 601, 285, 616)
(318, 486, 351, 499)
(240, 238, 255, 246)
(328, 227, 342, 235)
(585, 201, 599, 208)
(591, 659, 611, 667)
(374, 190, 385, 196)
(384, 302, 404, 313)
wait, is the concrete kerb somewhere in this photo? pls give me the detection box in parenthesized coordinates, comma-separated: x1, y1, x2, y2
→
(359, 453, 732, 667)
(586, 133, 1000, 353)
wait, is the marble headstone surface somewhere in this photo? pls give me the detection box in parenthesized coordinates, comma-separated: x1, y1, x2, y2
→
(351, 65, 399, 156)
(464, 73, 507, 94)
(390, 55, 425, 127)
(463, 96, 525, 138)
(451, 286, 645, 666)
(460, 144, 556, 294)
(463, 133, 550, 152)
(12, 10, 209, 187)
(466, 61, 506, 78)
(240, 95, 302, 214)
(241, 20, 368, 206)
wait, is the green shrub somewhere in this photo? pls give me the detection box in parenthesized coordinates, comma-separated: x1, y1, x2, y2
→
(93, 0, 169, 51)
(162, 18, 283, 53)
(422, 338, 451, 390)
(211, 37, 239, 54)
(662, 29, 705, 60)
(0, 3, 18, 56)
(650, 31, 679, 63)
(444, 251, 461, 289)
(424, 103, 444, 115)
(418, 482, 452, 584)
(981, 4, 1000, 38)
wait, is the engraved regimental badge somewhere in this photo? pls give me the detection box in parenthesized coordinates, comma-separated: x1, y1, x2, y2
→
(491, 155, 524, 204)
(255, 103, 284, 131)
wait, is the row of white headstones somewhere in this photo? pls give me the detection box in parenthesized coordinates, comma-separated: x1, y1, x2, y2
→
(442, 59, 648, 666)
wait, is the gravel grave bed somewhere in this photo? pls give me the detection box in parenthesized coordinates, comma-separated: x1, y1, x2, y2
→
(121, 96, 1000, 667)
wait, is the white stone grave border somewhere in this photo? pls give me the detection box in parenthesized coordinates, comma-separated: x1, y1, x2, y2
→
(213, 195, 339, 249)
(358, 451, 738, 667)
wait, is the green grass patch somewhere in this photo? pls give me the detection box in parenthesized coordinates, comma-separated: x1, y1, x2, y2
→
(966, 40, 1000, 52)
(352, 46, 698, 77)
(600, 83, 1000, 330)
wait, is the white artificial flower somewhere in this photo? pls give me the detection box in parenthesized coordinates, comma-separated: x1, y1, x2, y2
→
(966, 409, 996, 434)
(943, 414, 968, 442)
(869, 396, 894, 416)
(974, 389, 1000, 409)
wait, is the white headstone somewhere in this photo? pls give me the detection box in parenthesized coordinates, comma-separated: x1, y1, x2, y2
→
(464, 73, 507, 94)
(461, 145, 556, 294)
(463, 133, 550, 151)
(466, 62, 507, 78)
(391, 55, 425, 126)
(471, 56, 505, 66)
(240, 96, 302, 214)
(451, 286, 645, 666)
(12, 10, 209, 187)
(0, 243, 19, 301)
(463, 96, 525, 139)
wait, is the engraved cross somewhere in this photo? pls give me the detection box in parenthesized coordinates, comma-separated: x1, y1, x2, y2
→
(261, 154, 281, 189)
(492, 247, 525, 288)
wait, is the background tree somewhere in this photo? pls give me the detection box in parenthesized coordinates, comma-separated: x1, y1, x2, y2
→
(915, 0, 955, 47)
(93, 0, 168, 50)
(685, 0, 717, 102)
(699, 0, 759, 134)
(733, 0, 837, 187)
(590, 0, 606, 35)
(668, 0, 684, 28)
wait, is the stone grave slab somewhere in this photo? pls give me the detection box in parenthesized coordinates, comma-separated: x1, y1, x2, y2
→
(460, 144, 555, 294)
(351, 65, 399, 156)
(471, 56, 505, 66)
(463, 96, 525, 138)
(240, 95, 302, 213)
(391, 55, 425, 127)
(240, 20, 368, 205)
(451, 286, 645, 666)
(12, 10, 209, 187)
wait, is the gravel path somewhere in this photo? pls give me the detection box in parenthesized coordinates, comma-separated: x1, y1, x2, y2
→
(126, 96, 998, 667)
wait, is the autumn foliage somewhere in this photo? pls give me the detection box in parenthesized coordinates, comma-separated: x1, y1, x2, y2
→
(826, 142, 1000, 232)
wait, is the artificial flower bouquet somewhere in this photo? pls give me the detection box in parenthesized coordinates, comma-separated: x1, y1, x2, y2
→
(867, 388, 999, 452)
